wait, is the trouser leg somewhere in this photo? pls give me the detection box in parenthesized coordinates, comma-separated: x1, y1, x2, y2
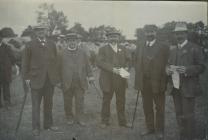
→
(63, 89, 74, 120)
(182, 97, 195, 140)
(74, 88, 84, 122)
(153, 92, 165, 132)
(0, 84, 2, 107)
(115, 88, 126, 125)
(172, 90, 185, 139)
(3, 81, 11, 105)
(141, 78, 154, 130)
(43, 79, 54, 129)
(101, 91, 114, 124)
(31, 89, 42, 130)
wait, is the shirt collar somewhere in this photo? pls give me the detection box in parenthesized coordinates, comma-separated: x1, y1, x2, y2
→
(67, 46, 78, 51)
(146, 39, 156, 47)
(178, 39, 188, 48)
(109, 43, 118, 53)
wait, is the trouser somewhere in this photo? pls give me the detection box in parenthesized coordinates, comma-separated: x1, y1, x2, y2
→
(101, 87, 127, 125)
(0, 81, 11, 106)
(63, 87, 84, 122)
(31, 77, 54, 130)
(141, 78, 165, 132)
(172, 89, 195, 140)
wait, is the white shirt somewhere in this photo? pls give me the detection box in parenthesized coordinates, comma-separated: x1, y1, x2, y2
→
(146, 39, 156, 47)
(178, 39, 188, 49)
(110, 43, 118, 53)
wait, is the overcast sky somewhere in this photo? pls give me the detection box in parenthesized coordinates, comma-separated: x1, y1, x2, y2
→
(0, 0, 207, 39)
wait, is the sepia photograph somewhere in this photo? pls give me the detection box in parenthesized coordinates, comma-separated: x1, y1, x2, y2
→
(0, 0, 207, 140)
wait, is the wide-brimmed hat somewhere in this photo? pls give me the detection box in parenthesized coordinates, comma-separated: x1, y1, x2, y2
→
(173, 22, 188, 32)
(106, 30, 121, 37)
(32, 25, 49, 31)
(65, 33, 81, 40)
(0, 27, 17, 38)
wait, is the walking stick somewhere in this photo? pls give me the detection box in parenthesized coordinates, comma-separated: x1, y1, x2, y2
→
(131, 91, 140, 129)
(15, 79, 30, 135)
(92, 82, 102, 99)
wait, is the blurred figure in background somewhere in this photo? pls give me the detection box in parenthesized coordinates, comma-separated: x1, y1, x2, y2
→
(0, 28, 17, 109)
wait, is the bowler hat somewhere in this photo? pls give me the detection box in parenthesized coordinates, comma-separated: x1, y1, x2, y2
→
(144, 25, 158, 33)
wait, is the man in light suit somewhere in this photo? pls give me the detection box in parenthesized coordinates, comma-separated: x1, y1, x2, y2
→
(166, 22, 205, 140)
(22, 25, 59, 136)
(97, 31, 131, 128)
(58, 33, 94, 126)
(134, 25, 169, 139)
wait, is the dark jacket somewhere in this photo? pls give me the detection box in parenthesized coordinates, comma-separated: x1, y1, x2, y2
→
(134, 40, 169, 93)
(58, 48, 93, 92)
(96, 44, 131, 92)
(168, 41, 205, 97)
(0, 43, 15, 83)
(21, 38, 59, 89)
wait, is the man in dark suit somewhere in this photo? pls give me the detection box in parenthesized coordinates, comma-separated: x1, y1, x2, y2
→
(58, 33, 94, 126)
(134, 25, 169, 139)
(166, 23, 205, 140)
(0, 28, 16, 108)
(21, 25, 59, 136)
(97, 31, 131, 128)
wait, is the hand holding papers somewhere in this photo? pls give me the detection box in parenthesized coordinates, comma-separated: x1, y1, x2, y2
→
(169, 65, 180, 89)
(113, 67, 130, 79)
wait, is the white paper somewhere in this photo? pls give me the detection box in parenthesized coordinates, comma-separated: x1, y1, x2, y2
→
(119, 68, 130, 79)
(170, 65, 180, 89)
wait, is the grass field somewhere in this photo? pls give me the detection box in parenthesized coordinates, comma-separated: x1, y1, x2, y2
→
(0, 68, 206, 140)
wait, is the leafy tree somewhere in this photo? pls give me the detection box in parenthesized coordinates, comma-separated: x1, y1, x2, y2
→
(36, 3, 68, 35)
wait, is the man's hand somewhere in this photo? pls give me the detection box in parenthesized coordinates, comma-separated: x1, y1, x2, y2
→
(88, 76, 95, 85)
(165, 66, 173, 75)
(113, 68, 121, 75)
(176, 66, 186, 74)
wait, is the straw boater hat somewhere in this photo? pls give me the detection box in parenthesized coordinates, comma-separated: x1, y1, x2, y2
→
(65, 33, 81, 40)
(32, 25, 49, 31)
(106, 30, 121, 37)
(173, 22, 188, 32)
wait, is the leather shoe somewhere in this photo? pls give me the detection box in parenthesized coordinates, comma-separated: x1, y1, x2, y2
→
(156, 132, 164, 140)
(46, 126, 59, 132)
(140, 129, 155, 136)
(32, 129, 40, 136)
(67, 120, 74, 125)
(119, 123, 132, 128)
(78, 121, 86, 126)
(99, 123, 108, 129)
